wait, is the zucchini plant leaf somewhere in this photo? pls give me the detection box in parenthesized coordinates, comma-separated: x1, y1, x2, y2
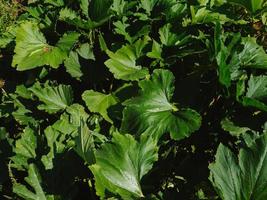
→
(82, 90, 118, 123)
(209, 131, 267, 200)
(11, 127, 37, 170)
(64, 51, 83, 80)
(90, 133, 158, 199)
(12, 22, 80, 71)
(29, 82, 73, 114)
(13, 164, 54, 200)
(121, 69, 202, 140)
(104, 37, 150, 81)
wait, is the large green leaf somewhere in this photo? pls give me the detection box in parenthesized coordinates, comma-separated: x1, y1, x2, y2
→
(29, 82, 73, 114)
(82, 90, 118, 123)
(210, 131, 267, 200)
(90, 132, 158, 199)
(13, 164, 54, 200)
(104, 38, 150, 81)
(12, 22, 79, 71)
(121, 69, 201, 140)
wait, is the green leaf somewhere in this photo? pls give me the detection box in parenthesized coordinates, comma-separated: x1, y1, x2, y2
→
(147, 40, 162, 60)
(213, 26, 267, 87)
(111, 0, 127, 16)
(189, 7, 237, 25)
(82, 90, 118, 123)
(0, 127, 7, 141)
(13, 164, 53, 200)
(113, 17, 132, 43)
(11, 127, 37, 170)
(238, 37, 267, 70)
(64, 51, 83, 80)
(209, 131, 267, 200)
(41, 126, 68, 170)
(59, 8, 89, 29)
(209, 144, 242, 200)
(41, 104, 90, 169)
(12, 22, 79, 71)
(104, 38, 150, 81)
(121, 69, 202, 140)
(90, 133, 158, 199)
(214, 23, 241, 87)
(9, 92, 38, 126)
(12, 106, 37, 126)
(228, 0, 265, 13)
(170, 3, 187, 20)
(159, 23, 190, 47)
(221, 118, 251, 137)
(89, 0, 113, 23)
(44, 0, 64, 6)
(80, 0, 89, 17)
(242, 97, 267, 112)
(246, 75, 267, 101)
(29, 82, 73, 114)
(77, 43, 95, 60)
(140, 0, 158, 15)
(98, 33, 108, 51)
(237, 75, 267, 112)
(15, 85, 32, 100)
(243, 75, 267, 111)
(74, 119, 95, 164)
